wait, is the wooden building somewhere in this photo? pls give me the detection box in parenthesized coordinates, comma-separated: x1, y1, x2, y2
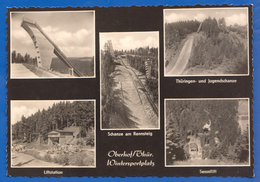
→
(47, 130, 74, 145)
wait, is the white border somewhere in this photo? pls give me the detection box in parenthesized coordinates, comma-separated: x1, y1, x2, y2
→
(10, 10, 96, 79)
(164, 98, 250, 167)
(163, 7, 250, 77)
(99, 31, 160, 130)
(10, 99, 96, 168)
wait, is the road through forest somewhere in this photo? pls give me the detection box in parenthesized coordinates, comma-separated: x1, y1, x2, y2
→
(112, 58, 157, 129)
(166, 35, 194, 75)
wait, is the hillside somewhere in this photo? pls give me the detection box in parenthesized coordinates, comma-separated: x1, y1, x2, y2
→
(51, 57, 94, 76)
(166, 99, 249, 165)
(185, 31, 248, 75)
(165, 17, 248, 75)
(12, 101, 94, 142)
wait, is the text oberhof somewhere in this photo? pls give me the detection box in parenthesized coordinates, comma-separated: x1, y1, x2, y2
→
(108, 150, 153, 158)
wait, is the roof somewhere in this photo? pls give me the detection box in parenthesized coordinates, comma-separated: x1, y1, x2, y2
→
(48, 130, 74, 134)
(190, 143, 198, 148)
(56, 130, 74, 133)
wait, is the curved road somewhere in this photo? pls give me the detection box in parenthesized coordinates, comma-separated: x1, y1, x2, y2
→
(166, 35, 194, 76)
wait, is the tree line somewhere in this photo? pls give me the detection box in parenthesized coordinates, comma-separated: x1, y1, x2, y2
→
(12, 101, 94, 142)
(166, 100, 249, 164)
(190, 33, 248, 74)
(190, 17, 248, 74)
(101, 51, 116, 128)
(201, 17, 220, 38)
(125, 47, 158, 104)
(125, 47, 158, 78)
(165, 20, 201, 50)
(202, 17, 247, 38)
(101, 51, 138, 128)
(228, 23, 247, 38)
(12, 50, 37, 66)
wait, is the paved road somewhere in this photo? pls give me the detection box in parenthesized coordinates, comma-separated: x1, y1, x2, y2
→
(166, 35, 194, 76)
(11, 64, 39, 78)
(112, 59, 157, 129)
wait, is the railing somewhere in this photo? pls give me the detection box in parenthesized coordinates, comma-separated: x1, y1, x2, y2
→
(54, 49, 83, 77)
(197, 22, 203, 33)
(120, 58, 158, 116)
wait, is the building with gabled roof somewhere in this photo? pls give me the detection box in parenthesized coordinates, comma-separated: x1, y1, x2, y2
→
(47, 130, 74, 145)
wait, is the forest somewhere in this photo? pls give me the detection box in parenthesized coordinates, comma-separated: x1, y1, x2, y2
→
(166, 100, 249, 165)
(101, 52, 138, 128)
(12, 101, 94, 145)
(189, 17, 248, 74)
(165, 17, 248, 74)
(228, 23, 247, 38)
(165, 20, 200, 50)
(101, 51, 116, 128)
(125, 47, 158, 104)
(165, 16, 248, 74)
(12, 50, 37, 66)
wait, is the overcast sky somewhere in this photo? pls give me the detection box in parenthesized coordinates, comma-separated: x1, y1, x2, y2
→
(11, 11, 94, 58)
(100, 32, 159, 51)
(164, 8, 248, 26)
(11, 100, 60, 125)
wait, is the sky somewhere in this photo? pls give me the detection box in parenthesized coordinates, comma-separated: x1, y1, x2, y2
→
(11, 11, 95, 58)
(10, 100, 92, 125)
(100, 32, 159, 51)
(164, 7, 248, 26)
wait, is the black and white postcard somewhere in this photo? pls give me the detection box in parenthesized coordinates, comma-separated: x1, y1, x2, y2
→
(164, 8, 249, 76)
(165, 98, 250, 167)
(100, 32, 159, 130)
(6, 5, 253, 177)
(10, 11, 95, 79)
(10, 100, 96, 168)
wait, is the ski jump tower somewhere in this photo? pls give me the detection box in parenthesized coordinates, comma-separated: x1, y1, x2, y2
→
(21, 17, 83, 76)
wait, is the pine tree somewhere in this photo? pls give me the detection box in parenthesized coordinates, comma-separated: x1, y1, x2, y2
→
(166, 100, 240, 161)
(12, 50, 16, 63)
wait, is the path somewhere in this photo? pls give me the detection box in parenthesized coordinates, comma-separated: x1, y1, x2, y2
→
(12, 152, 62, 167)
(113, 59, 157, 129)
(166, 35, 194, 76)
(11, 64, 39, 78)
